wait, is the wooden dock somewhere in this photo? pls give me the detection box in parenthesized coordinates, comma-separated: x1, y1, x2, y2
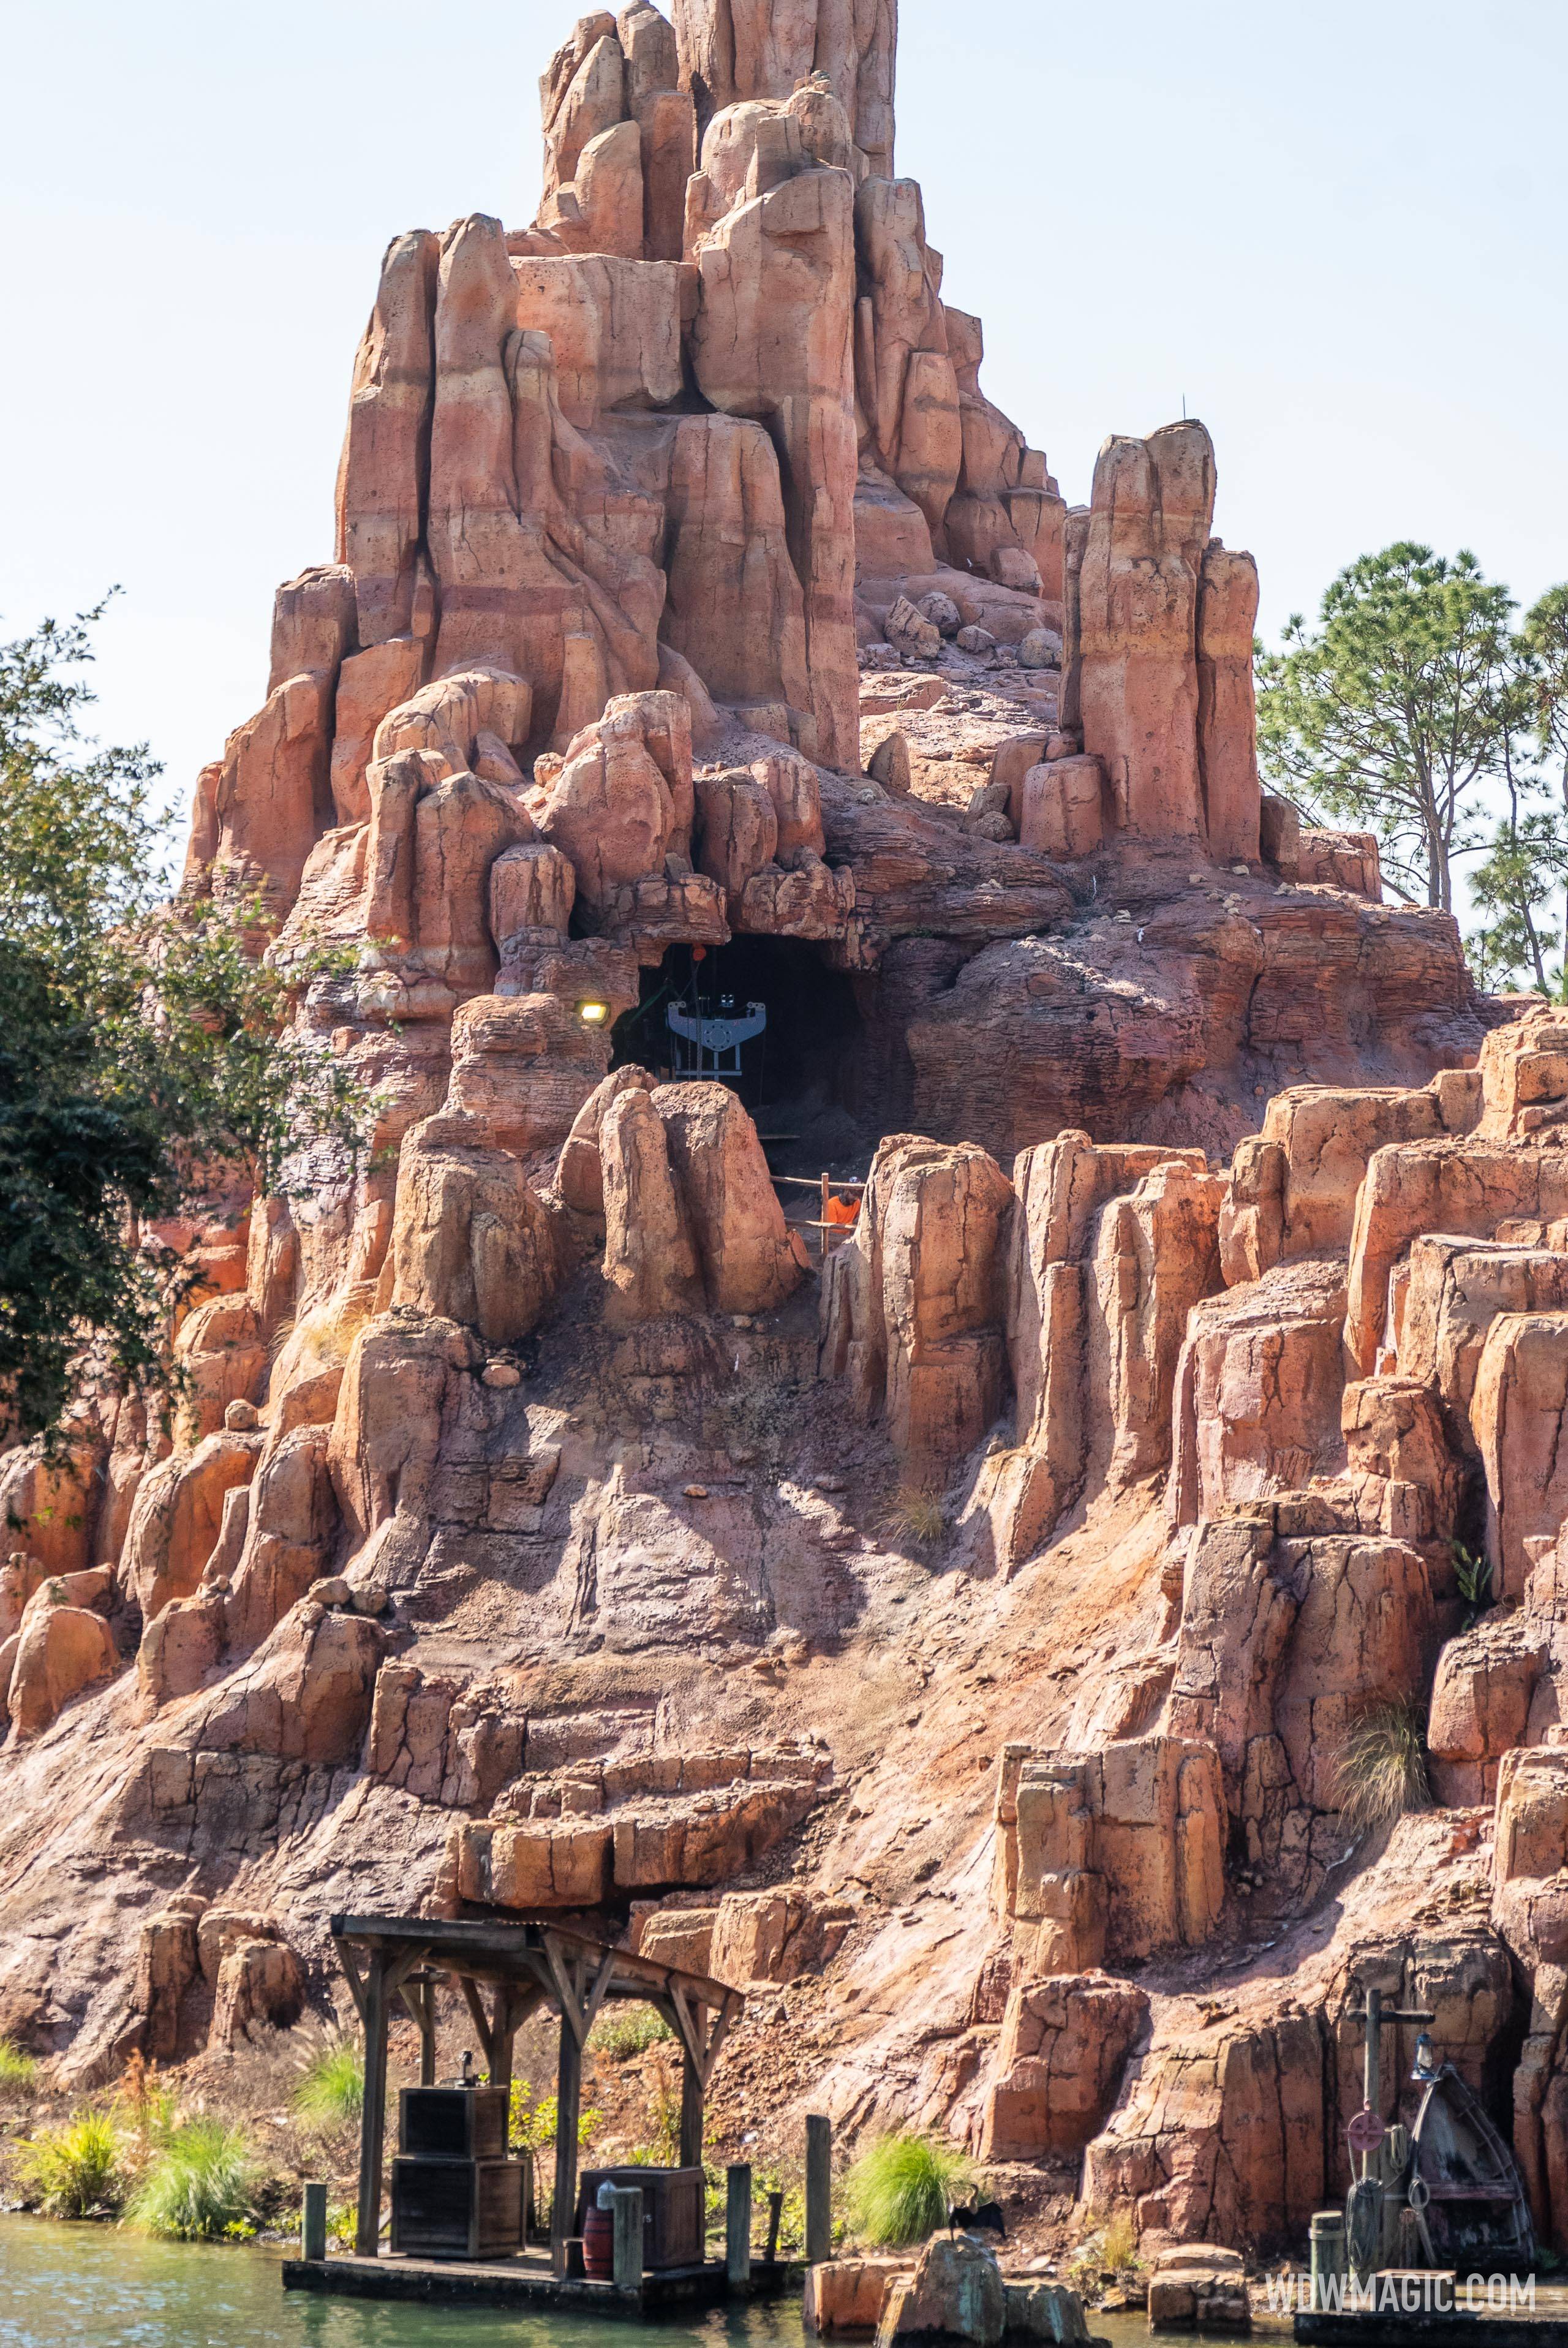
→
(1296, 2312, 1568, 2347)
(282, 2248, 797, 2319)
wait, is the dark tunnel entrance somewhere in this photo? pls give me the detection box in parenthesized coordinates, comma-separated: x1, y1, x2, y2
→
(611, 936, 870, 1177)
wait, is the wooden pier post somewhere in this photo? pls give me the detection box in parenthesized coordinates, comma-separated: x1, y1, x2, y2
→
(612, 2184, 645, 2292)
(765, 2189, 783, 2263)
(805, 2112, 832, 2266)
(551, 2006, 583, 2276)
(726, 2164, 753, 2288)
(1310, 2211, 1346, 2310)
(355, 1951, 390, 2258)
(301, 2181, 328, 2263)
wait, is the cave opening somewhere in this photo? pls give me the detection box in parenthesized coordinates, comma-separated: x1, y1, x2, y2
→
(611, 935, 872, 1177)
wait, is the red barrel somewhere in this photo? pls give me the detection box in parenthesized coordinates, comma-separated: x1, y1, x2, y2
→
(582, 2201, 615, 2280)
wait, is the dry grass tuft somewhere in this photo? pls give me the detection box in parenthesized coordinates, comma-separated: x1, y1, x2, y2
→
(883, 1486, 946, 1546)
(1333, 1699, 1431, 1836)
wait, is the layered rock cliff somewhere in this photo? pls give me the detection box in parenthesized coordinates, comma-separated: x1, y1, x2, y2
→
(2, 0, 1560, 2266)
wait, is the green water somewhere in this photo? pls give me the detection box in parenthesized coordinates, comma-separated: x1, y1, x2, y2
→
(0, 2222, 1206, 2348)
(0, 2220, 812, 2348)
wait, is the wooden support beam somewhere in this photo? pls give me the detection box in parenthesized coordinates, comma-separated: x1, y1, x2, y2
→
(488, 1981, 546, 2098)
(398, 1975, 436, 2088)
(542, 1932, 619, 2048)
(551, 2005, 583, 2276)
(355, 1950, 391, 2258)
(580, 1950, 619, 2042)
(679, 2036, 704, 2169)
(418, 1979, 435, 2088)
(458, 1975, 498, 2078)
(333, 1936, 368, 2025)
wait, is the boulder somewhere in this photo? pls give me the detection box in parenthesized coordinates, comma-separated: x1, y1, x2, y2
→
(875, 2235, 1006, 2348)
(1018, 758, 1103, 860)
(1087, 1160, 1226, 1492)
(390, 1117, 562, 1346)
(133, 1898, 205, 2062)
(444, 991, 611, 1156)
(1196, 542, 1262, 866)
(1167, 1259, 1347, 1527)
(994, 1737, 1225, 1968)
(120, 1432, 262, 1625)
(5, 1580, 118, 1738)
(824, 1135, 1014, 1476)
(1146, 2244, 1251, 2331)
(600, 1087, 705, 1323)
(981, 1971, 1149, 2157)
(689, 160, 859, 766)
(707, 1887, 853, 1985)
(334, 228, 440, 648)
(1473, 1311, 1568, 1600)
(806, 2260, 914, 2339)
(209, 1935, 306, 2050)
(1077, 422, 1215, 843)
(1428, 1617, 1546, 1806)
(635, 1906, 719, 1976)
(654, 1082, 805, 1315)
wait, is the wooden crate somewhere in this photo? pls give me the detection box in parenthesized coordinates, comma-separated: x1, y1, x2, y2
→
(391, 2156, 526, 2259)
(399, 2086, 510, 2163)
(576, 2165, 706, 2271)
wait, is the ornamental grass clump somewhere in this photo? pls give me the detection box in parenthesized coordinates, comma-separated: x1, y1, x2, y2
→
(123, 2117, 256, 2240)
(0, 2038, 39, 2095)
(15, 2110, 124, 2218)
(1333, 1700, 1431, 1837)
(589, 2006, 674, 2062)
(290, 2034, 364, 2133)
(845, 2131, 977, 2248)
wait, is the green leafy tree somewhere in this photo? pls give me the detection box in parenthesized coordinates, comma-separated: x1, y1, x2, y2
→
(0, 603, 366, 1443)
(1256, 544, 1518, 912)
(1521, 584, 1568, 804)
(1468, 809, 1568, 994)
(1514, 584, 1568, 988)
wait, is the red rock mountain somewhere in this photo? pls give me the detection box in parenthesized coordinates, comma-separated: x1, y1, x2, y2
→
(3, 0, 1564, 2265)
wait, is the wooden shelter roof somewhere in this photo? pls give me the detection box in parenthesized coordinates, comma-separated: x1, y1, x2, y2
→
(328, 1910, 744, 2021)
(328, 1908, 744, 2268)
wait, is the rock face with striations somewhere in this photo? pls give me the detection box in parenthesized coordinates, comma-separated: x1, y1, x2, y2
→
(5, 0, 1565, 2290)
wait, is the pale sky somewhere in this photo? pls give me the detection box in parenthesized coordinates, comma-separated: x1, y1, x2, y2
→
(4, 0, 1565, 862)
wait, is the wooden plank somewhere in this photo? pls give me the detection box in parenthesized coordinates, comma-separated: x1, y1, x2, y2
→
(281, 2252, 757, 2317)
